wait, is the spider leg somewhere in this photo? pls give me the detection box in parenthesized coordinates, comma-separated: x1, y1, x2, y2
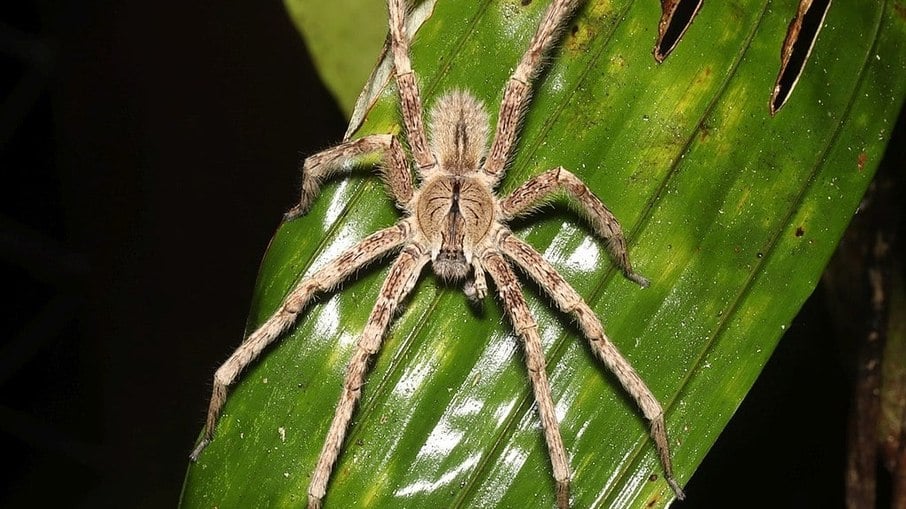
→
(284, 134, 414, 222)
(463, 256, 488, 302)
(500, 166, 648, 287)
(388, 0, 435, 172)
(481, 250, 571, 509)
(308, 243, 429, 509)
(498, 232, 685, 500)
(189, 221, 411, 461)
(484, 0, 581, 180)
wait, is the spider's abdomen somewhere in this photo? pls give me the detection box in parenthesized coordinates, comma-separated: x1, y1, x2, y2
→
(416, 175, 495, 280)
(428, 91, 489, 175)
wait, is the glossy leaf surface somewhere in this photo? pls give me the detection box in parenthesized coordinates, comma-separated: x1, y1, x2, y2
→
(182, 1, 906, 507)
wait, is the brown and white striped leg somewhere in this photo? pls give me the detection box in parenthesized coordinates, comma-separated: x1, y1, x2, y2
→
(499, 166, 648, 287)
(189, 221, 412, 461)
(463, 257, 488, 302)
(307, 244, 429, 509)
(284, 134, 414, 222)
(484, 0, 581, 180)
(498, 232, 684, 499)
(388, 0, 435, 172)
(482, 250, 571, 509)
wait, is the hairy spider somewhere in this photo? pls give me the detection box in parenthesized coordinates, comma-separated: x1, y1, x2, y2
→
(191, 0, 684, 507)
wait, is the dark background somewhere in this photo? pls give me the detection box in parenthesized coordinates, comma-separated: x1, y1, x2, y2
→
(1, 2, 899, 508)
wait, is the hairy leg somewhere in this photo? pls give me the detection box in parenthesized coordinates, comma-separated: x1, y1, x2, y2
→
(308, 244, 429, 509)
(284, 134, 414, 222)
(482, 250, 571, 509)
(499, 232, 684, 499)
(499, 166, 648, 287)
(484, 0, 582, 179)
(463, 257, 488, 302)
(190, 221, 412, 461)
(388, 0, 435, 172)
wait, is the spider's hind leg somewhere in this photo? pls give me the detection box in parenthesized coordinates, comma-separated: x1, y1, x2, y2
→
(284, 134, 414, 222)
(484, 0, 583, 179)
(387, 0, 435, 172)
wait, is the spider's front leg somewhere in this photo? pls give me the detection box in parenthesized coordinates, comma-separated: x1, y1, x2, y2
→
(500, 166, 649, 287)
(482, 250, 571, 509)
(463, 257, 489, 302)
(189, 222, 411, 462)
(284, 134, 414, 222)
(308, 244, 429, 509)
(499, 232, 685, 499)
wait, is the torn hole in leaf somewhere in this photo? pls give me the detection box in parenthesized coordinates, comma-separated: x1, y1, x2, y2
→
(770, 0, 833, 116)
(654, 0, 704, 63)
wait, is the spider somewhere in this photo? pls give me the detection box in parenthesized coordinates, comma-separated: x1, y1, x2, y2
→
(191, 0, 684, 507)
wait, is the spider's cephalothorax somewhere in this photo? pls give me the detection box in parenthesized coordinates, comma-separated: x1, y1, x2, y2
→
(191, 1, 684, 508)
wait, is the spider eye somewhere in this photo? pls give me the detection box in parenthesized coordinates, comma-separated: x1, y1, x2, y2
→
(478, 156, 487, 167)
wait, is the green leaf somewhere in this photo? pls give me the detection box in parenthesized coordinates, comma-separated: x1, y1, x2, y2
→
(284, 0, 386, 115)
(182, 1, 906, 508)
